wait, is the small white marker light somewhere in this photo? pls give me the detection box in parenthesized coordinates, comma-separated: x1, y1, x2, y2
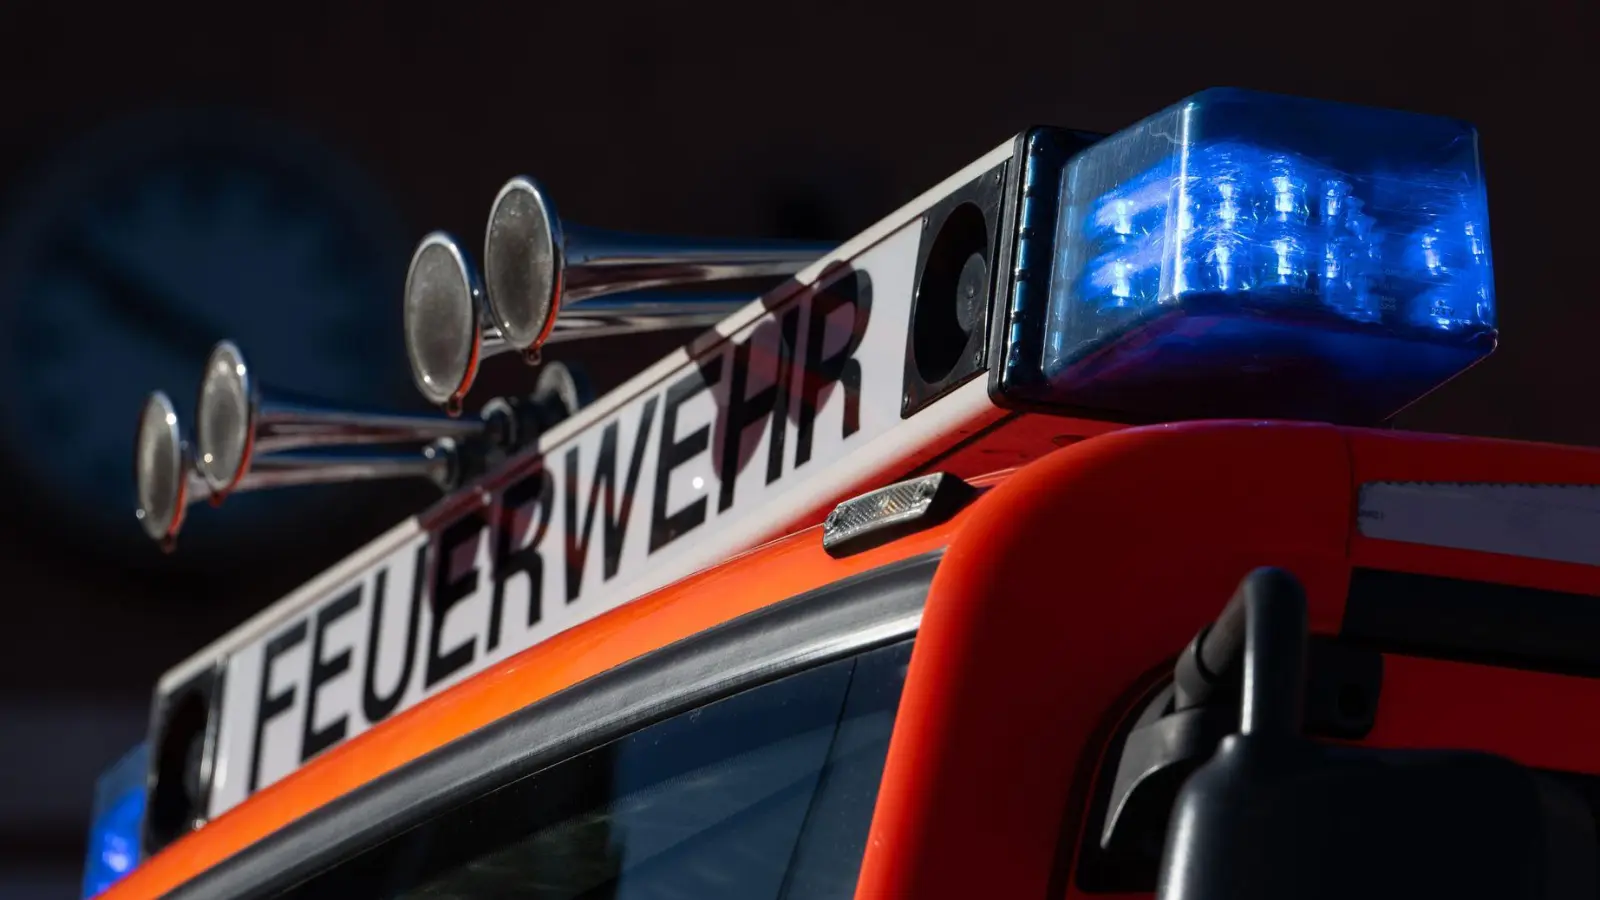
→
(821, 472, 977, 558)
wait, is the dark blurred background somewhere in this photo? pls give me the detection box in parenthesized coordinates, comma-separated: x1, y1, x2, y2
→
(0, 2, 1591, 897)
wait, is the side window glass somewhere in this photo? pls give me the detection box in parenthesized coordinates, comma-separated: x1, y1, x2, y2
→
(282, 638, 914, 900)
(781, 639, 911, 899)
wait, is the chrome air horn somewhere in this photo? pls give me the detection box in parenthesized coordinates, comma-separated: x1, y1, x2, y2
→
(134, 391, 455, 549)
(134, 391, 200, 545)
(403, 177, 832, 410)
(193, 340, 493, 501)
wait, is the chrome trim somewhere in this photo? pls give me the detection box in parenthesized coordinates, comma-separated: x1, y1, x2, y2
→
(403, 232, 489, 411)
(540, 295, 748, 344)
(196, 340, 486, 496)
(134, 390, 198, 545)
(483, 175, 830, 356)
(151, 445, 456, 549)
(136, 390, 459, 548)
(401, 176, 831, 409)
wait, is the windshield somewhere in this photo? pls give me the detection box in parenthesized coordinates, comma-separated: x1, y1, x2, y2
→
(279, 638, 913, 900)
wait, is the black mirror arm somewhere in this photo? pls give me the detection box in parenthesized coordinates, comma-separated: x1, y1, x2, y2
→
(1174, 567, 1308, 739)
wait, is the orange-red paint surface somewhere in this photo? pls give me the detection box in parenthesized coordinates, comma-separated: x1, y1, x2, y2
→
(104, 418, 1600, 900)
(855, 420, 1600, 900)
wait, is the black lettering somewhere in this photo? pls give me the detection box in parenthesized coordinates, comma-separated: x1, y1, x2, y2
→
(564, 398, 658, 602)
(796, 270, 873, 468)
(300, 587, 360, 764)
(361, 547, 426, 725)
(248, 619, 308, 795)
(651, 357, 722, 553)
(424, 515, 485, 689)
(718, 308, 800, 513)
(487, 468, 554, 653)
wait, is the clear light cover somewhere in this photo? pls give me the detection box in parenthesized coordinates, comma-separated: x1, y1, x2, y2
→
(1043, 88, 1495, 424)
(82, 743, 148, 898)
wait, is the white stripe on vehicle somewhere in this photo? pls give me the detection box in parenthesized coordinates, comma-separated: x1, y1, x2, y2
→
(1357, 482, 1600, 567)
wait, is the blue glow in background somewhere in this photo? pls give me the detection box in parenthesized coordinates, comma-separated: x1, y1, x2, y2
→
(81, 744, 146, 899)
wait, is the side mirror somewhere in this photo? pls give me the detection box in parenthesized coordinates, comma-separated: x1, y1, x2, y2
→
(1157, 568, 1597, 900)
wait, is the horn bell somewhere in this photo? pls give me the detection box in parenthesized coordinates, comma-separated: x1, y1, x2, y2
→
(195, 339, 489, 499)
(135, 390, 201, 545)
(404, 227, 773, 410)
(404, 231, 490, 412)
(482, 175, 832, 359)
(136, 389, 459, 550)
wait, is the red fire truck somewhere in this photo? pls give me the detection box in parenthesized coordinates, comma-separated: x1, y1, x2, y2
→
(88, 87, 1600, 900)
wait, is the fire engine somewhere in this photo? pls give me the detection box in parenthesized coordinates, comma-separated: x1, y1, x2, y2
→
(85, 87, 1600, 899)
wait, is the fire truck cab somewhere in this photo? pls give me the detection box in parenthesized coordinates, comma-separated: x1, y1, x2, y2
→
(89, 87, 1600, 900)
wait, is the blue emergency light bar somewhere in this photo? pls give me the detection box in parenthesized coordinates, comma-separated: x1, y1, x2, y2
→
(1028, 88, 1495, 425)
(82, 743, 147, 898)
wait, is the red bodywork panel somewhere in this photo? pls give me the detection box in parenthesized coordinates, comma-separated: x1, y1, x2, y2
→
(103, 417, 1600, 899)
(856, 420, 1600, 899)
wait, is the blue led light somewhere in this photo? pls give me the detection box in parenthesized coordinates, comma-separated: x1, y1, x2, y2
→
(1043, 88, 1495, 424)
(82, 743, 148, 899)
